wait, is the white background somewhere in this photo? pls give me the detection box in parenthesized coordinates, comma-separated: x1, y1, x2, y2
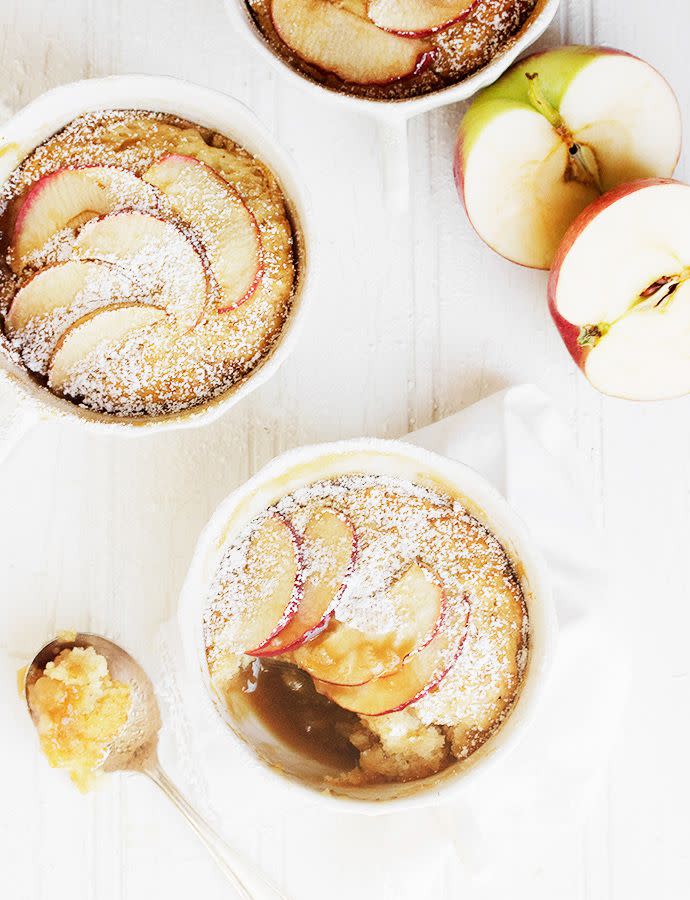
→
(1, 0, 689, 898)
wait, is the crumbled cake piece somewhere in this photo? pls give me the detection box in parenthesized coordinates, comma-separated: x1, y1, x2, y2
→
(354, 710, 450, 782)
(28, 646, 131, 791)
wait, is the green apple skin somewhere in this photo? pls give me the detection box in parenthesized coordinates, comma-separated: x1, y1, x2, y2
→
(452, 45, 676, 271)
(453, 46, 606, 270)
(456, 45, 603, 172)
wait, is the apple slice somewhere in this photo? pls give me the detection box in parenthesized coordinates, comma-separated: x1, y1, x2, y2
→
(47, 302, 166, 394)
(251, 509, 357, 657)
(270, 0, 432, 85)
(11, 166, 159, 272)
(549, 179, 690, 401)
(457, 47, 681, 269)
(316, 592, 470, 716)
(143, 154, 263, 312)
(74, 210, 208, 328)
(235, 515, 304, 654)
(368, 0, 475, 35)
(5, 260, 111, 335)
(293, 561, 444, 686)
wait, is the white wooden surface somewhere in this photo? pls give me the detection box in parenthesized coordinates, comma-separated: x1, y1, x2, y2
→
(1, 1, 689, 898)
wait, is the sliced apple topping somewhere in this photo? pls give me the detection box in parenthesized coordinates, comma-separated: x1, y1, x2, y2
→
(270, 0, 432, 85)
(47, 302, 166, 394)
(368, 0, 474, 35)
(549, 179, 690, 400)
(221, 514, 304, 655)
(143, 154, 263, 313)
(11, 166, 159, 272)
(457, 47, 681, 269)
(4, 259, 128, 376)
(74, 210, 209, 328)
(292, 560, 444, 686)
(316, 591, 470, 716)
(251, 509, 357, 658)
(5, 260, 111, 336)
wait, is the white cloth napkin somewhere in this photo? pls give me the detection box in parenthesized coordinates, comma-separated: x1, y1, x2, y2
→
(156, 383, 630, 897)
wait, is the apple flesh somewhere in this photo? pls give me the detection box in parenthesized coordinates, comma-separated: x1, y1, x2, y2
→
(292, 561, 444, 686)
(316, 591, 470, 716)
(270, 0, 432, 85)
(251, 508, 357, 657)
(232, 515, 304, 655)
(74, 210, 209, 328)
(5, 260, 111, 335)
(11, 166, 158, 272)
(47, 302, 166, 394)
(549, 179, 690, 401)
(143, 154, 263, 313)
(456, 46, 682, 269)
(368, 0, 475, 36)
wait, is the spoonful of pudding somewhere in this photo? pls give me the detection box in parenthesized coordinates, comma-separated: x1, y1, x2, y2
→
(24, 632, 286, 900)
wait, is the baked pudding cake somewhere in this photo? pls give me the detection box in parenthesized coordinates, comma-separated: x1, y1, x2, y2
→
(0, 110, 299, 418)
(244, 0, 542, 101)
(204, 472, 529, 787)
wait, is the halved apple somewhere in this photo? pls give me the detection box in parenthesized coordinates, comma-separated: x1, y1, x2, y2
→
(549, 179, 690, 401)
(74, 210, 208, 328)
(251, 508, 357, 657)
(317, 591, 469, 716)
(11, 166, 159, 272)
(293, 560, 444, 686)
(270, 0, 432, 85)
(47, 302, 166, 394)
(456, 46, 682, 269)
(143, 154, 263, 312)
(5, 260, 111, 335)
(369, 0, 475, 35)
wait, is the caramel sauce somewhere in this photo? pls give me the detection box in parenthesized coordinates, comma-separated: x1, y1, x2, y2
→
(238, 659, 360, 772)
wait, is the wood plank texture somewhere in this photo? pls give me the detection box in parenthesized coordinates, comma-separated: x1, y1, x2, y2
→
(1, 1, 689, 898)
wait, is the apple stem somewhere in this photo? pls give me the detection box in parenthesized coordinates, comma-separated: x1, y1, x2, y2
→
(526, 73, 603, 193)
(525, 73, 563, 130)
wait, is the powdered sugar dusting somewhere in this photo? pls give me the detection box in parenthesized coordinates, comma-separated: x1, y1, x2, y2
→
(0, 110, 297, 418)
(205, 473, 529, 736)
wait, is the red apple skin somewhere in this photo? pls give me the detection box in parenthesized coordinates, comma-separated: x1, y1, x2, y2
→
(302, 559, 446, 688)
(268, 3, 436, 87)
(147, 153, 264, 315)
(81, 207, 214, 331)
(244, 513, 306, 656)
(317, 596, 470, 716)
(454, 47, 682, 272)
(547, 178, 679, 373)
(12, 165, 154, 254)
(371, 0, 480, 38)
(252, 512, 359, 658)
(372, 598, 468, 715)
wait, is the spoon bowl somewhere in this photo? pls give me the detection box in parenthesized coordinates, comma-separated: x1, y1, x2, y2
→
(26, 632, 161, 774)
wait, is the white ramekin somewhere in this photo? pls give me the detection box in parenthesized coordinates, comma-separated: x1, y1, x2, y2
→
(223, 0, 561, 207)
(0, 75, 314, 460)
(178, 438, 557, 814)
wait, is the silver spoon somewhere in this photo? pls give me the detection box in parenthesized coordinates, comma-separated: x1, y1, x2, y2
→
(25, 632, 287, 900)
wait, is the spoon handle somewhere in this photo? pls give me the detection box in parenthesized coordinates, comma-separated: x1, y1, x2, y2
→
(145, 762, 287, 900)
